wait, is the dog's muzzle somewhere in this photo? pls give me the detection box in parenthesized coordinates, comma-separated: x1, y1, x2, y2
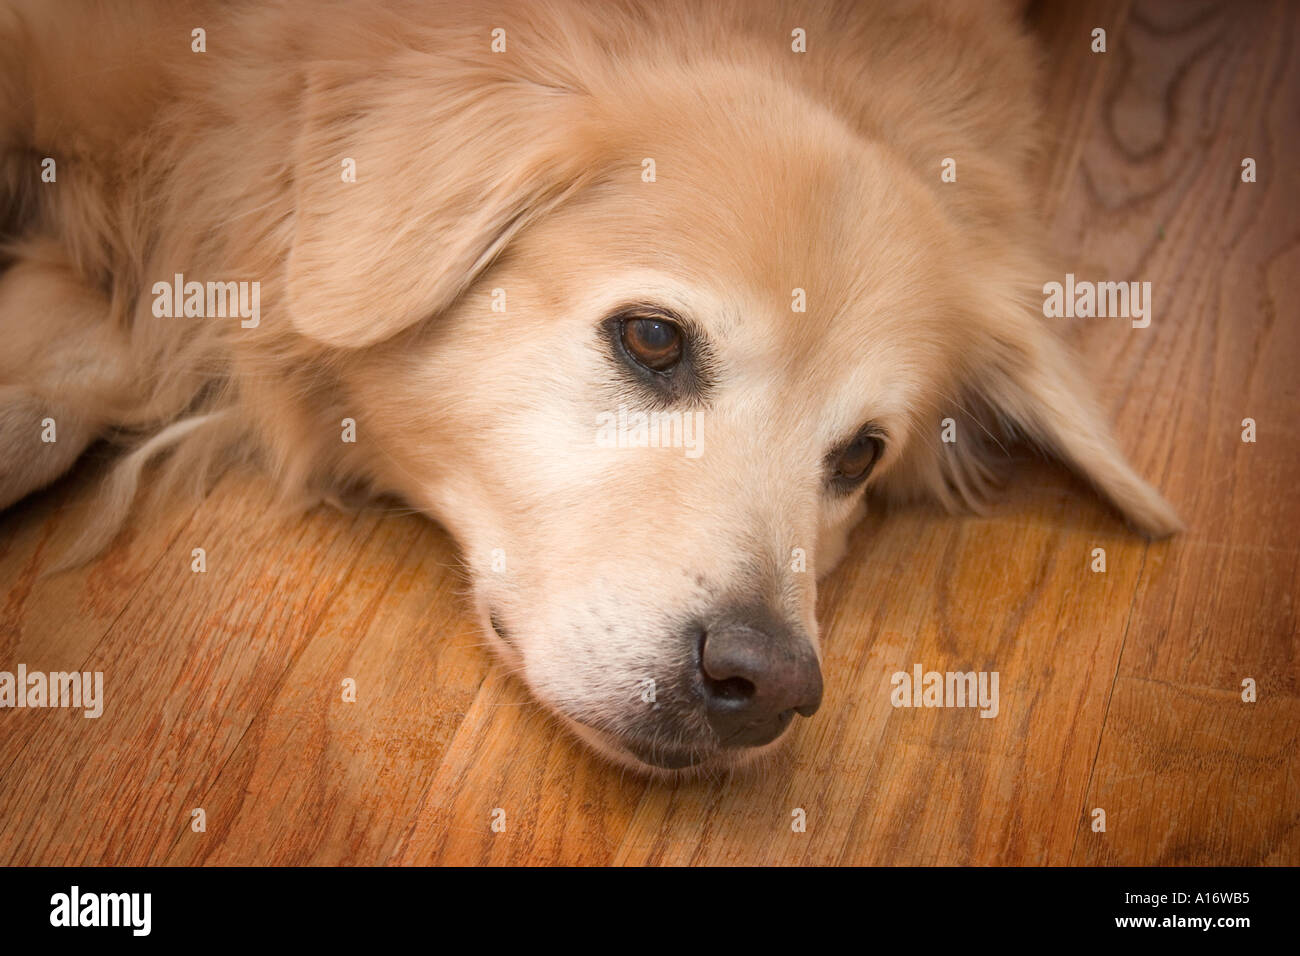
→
(617, 603, 823, 770)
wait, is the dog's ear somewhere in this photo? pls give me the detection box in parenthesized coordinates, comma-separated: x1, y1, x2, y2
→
(888, 290, 1182, 538)
(285, 53, 601, 349)
(975, 311, 1182, 536)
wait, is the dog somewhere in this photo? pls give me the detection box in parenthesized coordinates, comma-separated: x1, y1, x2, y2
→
(0, 0, 1181, 774)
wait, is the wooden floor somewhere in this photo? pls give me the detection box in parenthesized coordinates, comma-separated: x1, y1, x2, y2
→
(1, 0, 1296, 866)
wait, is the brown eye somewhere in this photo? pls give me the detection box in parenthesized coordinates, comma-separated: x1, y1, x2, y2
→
(832, 433, 883, 485)
(621, 316, 682, 372)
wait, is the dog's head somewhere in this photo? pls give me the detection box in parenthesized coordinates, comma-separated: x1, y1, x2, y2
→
(282, 38, 1180, 773)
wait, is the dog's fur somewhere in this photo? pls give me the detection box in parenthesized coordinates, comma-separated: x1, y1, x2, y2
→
(0, 0, 1180, 773)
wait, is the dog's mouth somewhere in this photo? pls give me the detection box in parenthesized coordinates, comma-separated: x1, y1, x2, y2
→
(566, 720, 724, 773)
(488, 612, 513, 647)
(623, 737, 709, 770)
(563, 714, 796, 776)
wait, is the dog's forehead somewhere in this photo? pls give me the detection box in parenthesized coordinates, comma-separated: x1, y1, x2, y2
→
(553, 135, 960, 383)
(578, 88, 962, 338)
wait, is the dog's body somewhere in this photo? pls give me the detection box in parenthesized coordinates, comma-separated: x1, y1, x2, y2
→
(1, 0, 1179, 772)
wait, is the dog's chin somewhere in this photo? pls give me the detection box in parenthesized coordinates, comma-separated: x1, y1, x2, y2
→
(562, 717, 784, 778)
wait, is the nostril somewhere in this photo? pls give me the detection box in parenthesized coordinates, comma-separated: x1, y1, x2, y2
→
(704, 674, 755, 703)
(697, 627, 758, 705)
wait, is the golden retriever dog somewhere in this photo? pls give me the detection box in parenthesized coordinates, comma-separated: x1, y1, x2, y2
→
(0, 0, 1180, 773)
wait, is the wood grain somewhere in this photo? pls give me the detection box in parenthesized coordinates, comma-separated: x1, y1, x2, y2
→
(0, 0, 1295, 866)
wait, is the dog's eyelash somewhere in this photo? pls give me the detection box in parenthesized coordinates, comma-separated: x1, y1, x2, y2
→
(599, 305, 713, 407)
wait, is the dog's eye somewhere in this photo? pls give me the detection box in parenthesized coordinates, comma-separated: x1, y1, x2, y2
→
(620, 315, 682, 373)
(601, 305, 710, 404)
(829, 431, 884, 489)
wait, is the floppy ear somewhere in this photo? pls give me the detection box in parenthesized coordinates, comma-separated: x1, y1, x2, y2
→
(887, 295, 1183, 538)
(286, 52, 602, 349)
(974, 312, 1182, 536)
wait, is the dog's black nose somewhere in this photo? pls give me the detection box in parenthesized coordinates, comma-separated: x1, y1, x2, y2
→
(698, 606, 823, 748)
